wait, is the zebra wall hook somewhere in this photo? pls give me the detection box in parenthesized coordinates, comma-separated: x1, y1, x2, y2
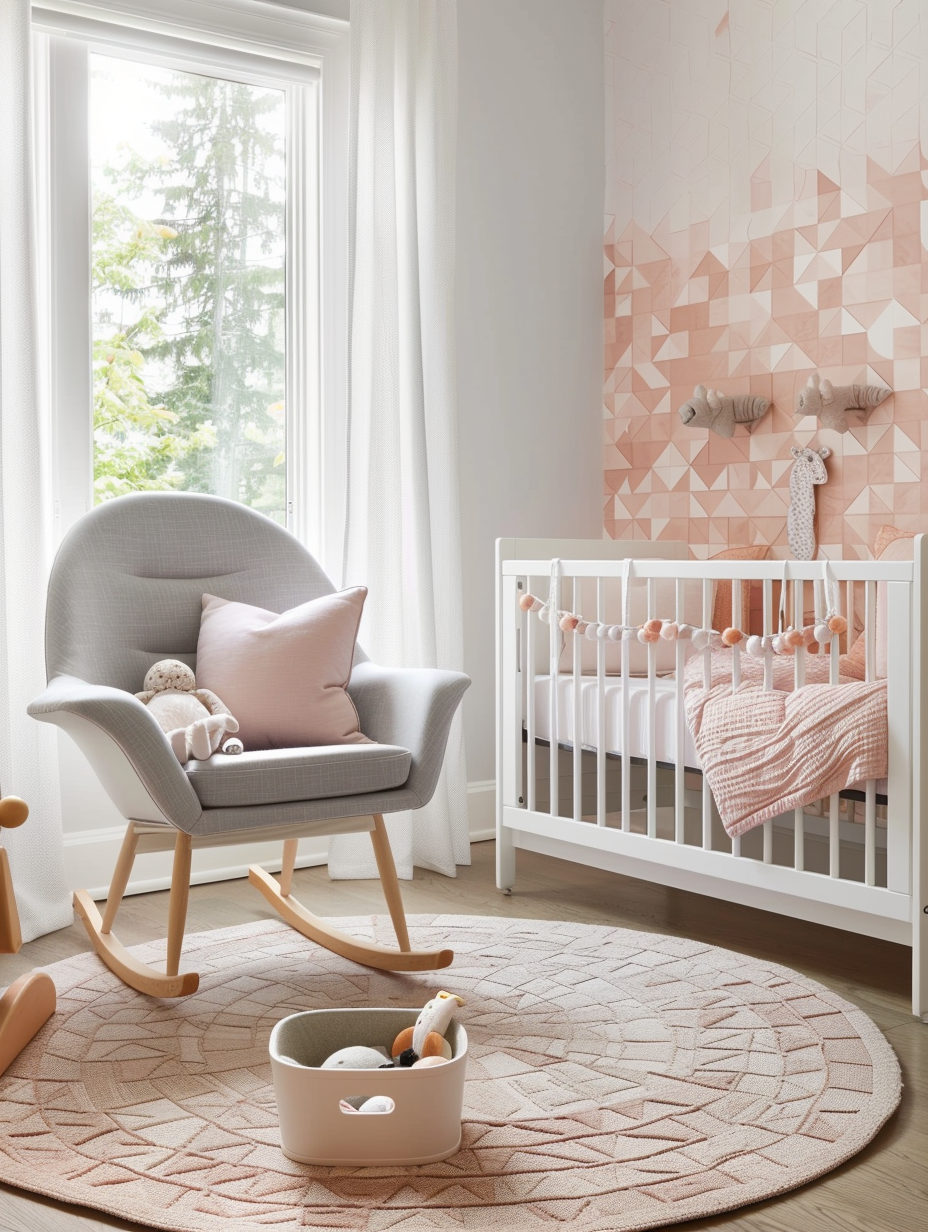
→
(677, 385, 770, 438)
(795, 373, 890, 433)
(787, 445, 830, 561)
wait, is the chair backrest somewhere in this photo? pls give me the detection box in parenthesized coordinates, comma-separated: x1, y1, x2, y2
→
(45, 492, 363, 690)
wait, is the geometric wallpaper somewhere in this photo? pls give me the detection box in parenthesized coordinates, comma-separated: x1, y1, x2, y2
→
(604, 0, 928, 559)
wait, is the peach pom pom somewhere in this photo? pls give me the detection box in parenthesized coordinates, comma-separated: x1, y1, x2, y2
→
(778, 636, 796, 656)
(660, 621, 679, 640)
(559, 614, 579, 632)
(518, 593, 536, 611)
(645, 618, 662, 634)
(802, 626, 816, 646)
(828, 615, 847, 635)
(784, 628, 805, 648)
(575, 621, 588, 635)
(721, 627, 743, 647)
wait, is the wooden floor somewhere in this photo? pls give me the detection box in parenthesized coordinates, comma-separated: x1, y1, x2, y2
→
(1, 840, 925, 1232)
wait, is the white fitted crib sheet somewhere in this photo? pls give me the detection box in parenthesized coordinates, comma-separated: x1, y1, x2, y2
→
(530, 674, 700, 769)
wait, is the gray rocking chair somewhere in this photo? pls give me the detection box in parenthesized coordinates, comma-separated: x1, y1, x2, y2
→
(29, 493, 469, 997)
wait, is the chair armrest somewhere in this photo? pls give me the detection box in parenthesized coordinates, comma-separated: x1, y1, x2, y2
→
(28, 675, 201, 830)
(347, 662, 470, 806)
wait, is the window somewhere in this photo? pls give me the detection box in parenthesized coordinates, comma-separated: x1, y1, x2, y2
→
(32, 1, 348, 561)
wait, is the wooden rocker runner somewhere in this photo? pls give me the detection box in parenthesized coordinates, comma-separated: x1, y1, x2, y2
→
(29, 493, 469, 998)
(0, 795, 56, 1073)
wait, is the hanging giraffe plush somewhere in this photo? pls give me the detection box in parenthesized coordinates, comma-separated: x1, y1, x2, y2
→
(786, 445, 830, 561)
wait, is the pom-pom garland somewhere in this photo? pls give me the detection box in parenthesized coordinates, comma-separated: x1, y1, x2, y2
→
(517, 593, 846, 658)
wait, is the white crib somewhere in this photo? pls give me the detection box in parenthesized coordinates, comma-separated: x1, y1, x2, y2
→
(496, 536, 928, 1019)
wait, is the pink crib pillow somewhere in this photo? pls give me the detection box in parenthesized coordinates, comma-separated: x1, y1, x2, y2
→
(196, 589, 370, 751)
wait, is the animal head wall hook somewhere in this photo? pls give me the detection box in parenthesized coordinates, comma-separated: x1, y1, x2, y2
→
(677, 385, 770, 438)
(795, 372, 890, 434)
(787, 445, 830, 561)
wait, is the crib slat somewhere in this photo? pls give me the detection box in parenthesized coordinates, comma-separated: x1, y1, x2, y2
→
(701, 577, 713, 851)
(763, 578, 774, 693)
(526, 584, 536, 813)
(572, 576, 582, 823)
(793, 577, 805, 871)
(865, 781, 876, 886)
(730, 570, 743, 858)
(647, 577, 656, 839)
(597, 576, 606, 828)
(885, 580, 912, 894)
(829, 589, 841, 877)
(548, 574, 559, 818)
(621, 570, 631, 833)
(674, 578, 685, 844)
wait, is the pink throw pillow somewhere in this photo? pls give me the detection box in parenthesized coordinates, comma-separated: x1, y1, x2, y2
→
(196, 589, 369, 751)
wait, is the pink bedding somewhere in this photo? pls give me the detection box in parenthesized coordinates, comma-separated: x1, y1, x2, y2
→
(683, 652, 887, 838)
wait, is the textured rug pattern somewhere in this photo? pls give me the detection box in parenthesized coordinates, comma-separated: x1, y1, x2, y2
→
(0, 915, 901, 1231)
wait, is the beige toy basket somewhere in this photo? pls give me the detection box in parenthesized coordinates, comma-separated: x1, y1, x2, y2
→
(269, 1007, 468, 1166)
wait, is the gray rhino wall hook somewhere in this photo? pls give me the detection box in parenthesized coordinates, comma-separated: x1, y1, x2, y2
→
(795, 373, 891, 433)
(677, 385, 770, 438)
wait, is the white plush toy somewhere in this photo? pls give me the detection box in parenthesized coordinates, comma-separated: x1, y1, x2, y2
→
(135, 659, 243, 765)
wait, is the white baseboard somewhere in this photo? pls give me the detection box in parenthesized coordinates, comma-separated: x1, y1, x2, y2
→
(65, 780, 497, 900)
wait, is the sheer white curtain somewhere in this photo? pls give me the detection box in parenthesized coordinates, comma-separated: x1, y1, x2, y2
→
(0, 2, 72, 940)
(328, 0, 468, 881)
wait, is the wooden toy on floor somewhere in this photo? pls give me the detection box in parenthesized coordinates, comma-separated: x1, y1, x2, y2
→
(0, 794, 56, 1077)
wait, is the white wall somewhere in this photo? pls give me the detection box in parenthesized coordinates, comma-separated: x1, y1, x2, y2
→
(455, 0, 605, 783)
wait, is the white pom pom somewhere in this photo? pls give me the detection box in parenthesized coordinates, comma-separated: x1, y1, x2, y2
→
(692, 629, 710, 651)
(539, 605, 551, 623)
(745, 635, 763, 659)
(623, 628, 636, 641)
(636, 629, 649, 644)
(596, 623, 611, 640)
(584, 622, 601, 641)
(606, 624, 623, 641)
(814, 622, 832, 644)
(771, 634, 783, 654)
(677, 624, 694, 640)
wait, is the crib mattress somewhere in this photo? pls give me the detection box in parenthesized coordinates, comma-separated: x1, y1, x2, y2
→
(530, 674, 700, 769)
(528, 674, 886, 796)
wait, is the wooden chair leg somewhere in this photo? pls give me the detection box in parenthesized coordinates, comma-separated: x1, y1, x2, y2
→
(280, 838, 299, 897)
(165, 832, 192, 978)
(369, 814, 411, 952)
(101, 824, 140, 933)
(249, 815, 452, 973)
(74, 828, 199, 998)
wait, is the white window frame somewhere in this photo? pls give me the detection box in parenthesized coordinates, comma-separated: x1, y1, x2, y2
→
(31, 0, 349, 570)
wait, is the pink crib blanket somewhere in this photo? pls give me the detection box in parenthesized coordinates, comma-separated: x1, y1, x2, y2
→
(683, 652, 887, 838)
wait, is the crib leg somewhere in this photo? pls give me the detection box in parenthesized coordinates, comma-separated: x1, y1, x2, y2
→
(497, 821, 516, 893)
(914, 897, 928, 1022)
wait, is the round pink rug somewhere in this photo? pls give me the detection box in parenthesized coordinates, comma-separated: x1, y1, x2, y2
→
(0, 915, 901, 1231)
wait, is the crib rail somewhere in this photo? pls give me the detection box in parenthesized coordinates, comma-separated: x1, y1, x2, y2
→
(497, 539, 926, 1013)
